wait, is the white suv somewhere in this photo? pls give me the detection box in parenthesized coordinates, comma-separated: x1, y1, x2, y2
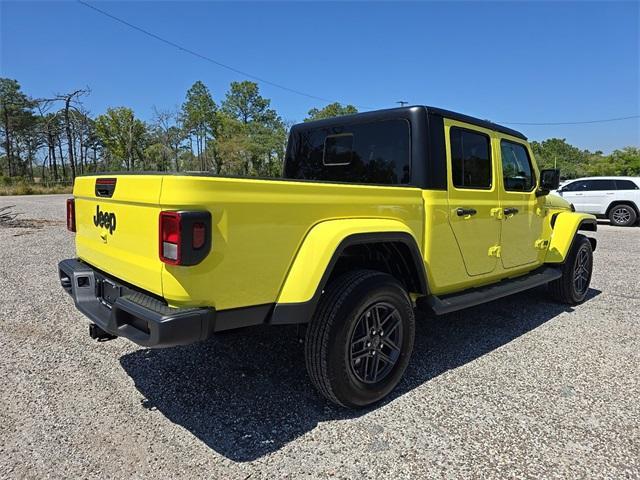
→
(556, 176, 640, 226)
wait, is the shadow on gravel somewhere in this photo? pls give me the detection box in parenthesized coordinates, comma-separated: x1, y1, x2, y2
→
(120, 286, 600, 462)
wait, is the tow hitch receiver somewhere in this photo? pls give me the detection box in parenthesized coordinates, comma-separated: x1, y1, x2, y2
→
(89, 324, 117, 342)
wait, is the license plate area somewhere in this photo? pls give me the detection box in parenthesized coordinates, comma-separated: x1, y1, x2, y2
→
(100, 279, 121, 306)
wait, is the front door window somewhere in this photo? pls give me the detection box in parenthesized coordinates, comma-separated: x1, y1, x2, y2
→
(499, 139, 542, 268)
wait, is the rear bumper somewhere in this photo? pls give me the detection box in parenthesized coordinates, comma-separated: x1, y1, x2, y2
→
(58, 259, 215, 348)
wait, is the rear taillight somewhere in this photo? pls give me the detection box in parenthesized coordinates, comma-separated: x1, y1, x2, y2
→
(160, 211, 182, 265)
(159, 211, 211, 266)
(66, 198, 76, 232)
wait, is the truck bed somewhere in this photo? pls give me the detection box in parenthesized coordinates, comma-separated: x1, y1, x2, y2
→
(73, 174, 424, 310)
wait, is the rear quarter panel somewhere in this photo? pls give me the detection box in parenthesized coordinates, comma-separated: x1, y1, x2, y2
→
(158, 176, 424, 309)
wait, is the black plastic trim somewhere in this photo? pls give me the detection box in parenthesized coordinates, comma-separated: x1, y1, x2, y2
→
(58, 259, 272, 347)
(177, 211, 212, 266)
(270, 232, 428, 325)
(418, 266, 561, 315)
(578, 218, 598, 232)
(215, 304, 273, 331)
(59, 259, 214, 347)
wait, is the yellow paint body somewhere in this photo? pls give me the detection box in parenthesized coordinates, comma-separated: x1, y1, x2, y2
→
(277, 218, 416, 304)
(545, 211, 596, 263)
(72, 120, 594, 312)
(74, 175, 424, 309)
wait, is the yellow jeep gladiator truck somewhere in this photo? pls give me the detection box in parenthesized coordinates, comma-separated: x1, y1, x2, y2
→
(59, 106, 597, 408)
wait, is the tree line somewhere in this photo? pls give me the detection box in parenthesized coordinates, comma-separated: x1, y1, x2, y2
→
(530, 138, 638, 179)
(1, 76, 637, 184)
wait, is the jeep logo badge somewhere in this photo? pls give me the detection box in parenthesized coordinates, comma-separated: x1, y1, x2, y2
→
(93, 205, 117, 234)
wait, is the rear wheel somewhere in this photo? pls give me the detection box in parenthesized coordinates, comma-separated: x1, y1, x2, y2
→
(549, 234, 593, 305)
(608, 204, 637, 226)
(305, 270, 415, 408)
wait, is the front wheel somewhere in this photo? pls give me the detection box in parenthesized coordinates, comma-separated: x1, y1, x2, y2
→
(548, 234, 593, 305)
(608, 204, 637, 227)
(305, 270, 415, 408)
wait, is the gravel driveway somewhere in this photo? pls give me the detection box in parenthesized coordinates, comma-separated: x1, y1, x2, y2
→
(1, 194, 638, 479)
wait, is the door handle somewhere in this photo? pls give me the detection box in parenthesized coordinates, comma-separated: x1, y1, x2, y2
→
(456, 207, 477, 217)
(503, 207, 519, 216)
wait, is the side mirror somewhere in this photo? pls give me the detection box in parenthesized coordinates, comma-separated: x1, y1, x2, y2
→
(536, 169, 561, 196)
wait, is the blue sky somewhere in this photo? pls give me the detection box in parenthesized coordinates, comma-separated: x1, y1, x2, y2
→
(1, 1, 638, 153)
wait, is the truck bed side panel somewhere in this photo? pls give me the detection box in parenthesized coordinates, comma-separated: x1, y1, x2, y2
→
(158, 176, 424, 309)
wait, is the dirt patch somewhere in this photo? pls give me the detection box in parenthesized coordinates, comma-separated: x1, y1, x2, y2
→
(5, 218, 66, 229)
(0, 205, 65, 234)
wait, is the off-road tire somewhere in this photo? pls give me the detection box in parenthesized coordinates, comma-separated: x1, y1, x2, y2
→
(608, 204, 637, 227)
(549, 234, 593, 305)
(305, 270, 415, 408)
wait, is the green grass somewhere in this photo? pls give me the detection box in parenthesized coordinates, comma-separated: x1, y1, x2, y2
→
(0, 184, 73, 196)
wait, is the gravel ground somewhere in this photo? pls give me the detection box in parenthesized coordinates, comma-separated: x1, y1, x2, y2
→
(1, 194, 639, 479)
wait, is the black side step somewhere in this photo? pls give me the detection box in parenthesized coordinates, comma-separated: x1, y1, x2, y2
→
(419, 266, 562, 315)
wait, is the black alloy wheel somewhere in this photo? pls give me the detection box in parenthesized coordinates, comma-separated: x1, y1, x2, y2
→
(348, 302, 403, 384)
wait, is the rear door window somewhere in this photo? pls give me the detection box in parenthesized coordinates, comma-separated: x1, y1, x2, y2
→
(564, 179, 616, 191)
(450, 127, 492, 189)
(585, 179, 616, 190)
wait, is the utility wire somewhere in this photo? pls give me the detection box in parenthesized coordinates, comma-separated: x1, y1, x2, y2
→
(77, 1, 371, 108)
(78, 1, 638, 126)
(500, 115, 639, 126)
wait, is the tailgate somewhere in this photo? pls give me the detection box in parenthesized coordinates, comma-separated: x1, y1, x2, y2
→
(73, 175, 164, 296)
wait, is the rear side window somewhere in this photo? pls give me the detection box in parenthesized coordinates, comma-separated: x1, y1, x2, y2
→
(615, 179, 639, 190)
(585, 179, 616, 190)
(500, 140, 535, 191)
(284, 119, 411, 185)
(450, 127, 492, 189)
(564, 179, 616, 191)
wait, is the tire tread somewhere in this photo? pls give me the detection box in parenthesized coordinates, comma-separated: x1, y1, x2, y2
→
(549, 234, 592, 305)
(608, 204, 637, 227)
(305, 270, 387, 407)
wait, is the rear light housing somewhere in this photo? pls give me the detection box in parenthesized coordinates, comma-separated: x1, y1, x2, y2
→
(66, 198, 76, 232)
(95, 177, 117, 198)
(159, 211, 211, 266)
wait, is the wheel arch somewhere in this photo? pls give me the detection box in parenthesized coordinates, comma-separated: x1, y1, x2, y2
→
(606, 200, 639, 217)
(270, 219, 427, 325)
(545, 212, 597, 264)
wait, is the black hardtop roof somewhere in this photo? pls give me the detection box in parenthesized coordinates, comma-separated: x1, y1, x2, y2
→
(294, 105, 527, 141)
